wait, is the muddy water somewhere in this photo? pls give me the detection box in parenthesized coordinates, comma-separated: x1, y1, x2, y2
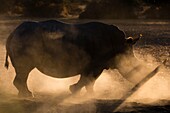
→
(0, 19, 170, 113)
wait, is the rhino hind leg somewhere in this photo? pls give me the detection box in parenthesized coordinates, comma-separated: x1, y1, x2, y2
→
(13, 66, 34, 97)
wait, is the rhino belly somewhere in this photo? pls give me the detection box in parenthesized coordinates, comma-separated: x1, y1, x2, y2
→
(36, 49, 90, 78)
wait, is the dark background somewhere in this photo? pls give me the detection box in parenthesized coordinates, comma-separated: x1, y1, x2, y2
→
(0, 0, 170, 19)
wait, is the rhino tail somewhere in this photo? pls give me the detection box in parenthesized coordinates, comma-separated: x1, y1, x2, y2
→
(5, 31, 14, 69)
(5, 51, 9, 69)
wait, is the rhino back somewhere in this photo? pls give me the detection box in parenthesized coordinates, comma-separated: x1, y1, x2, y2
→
(64, 22, 126, 59)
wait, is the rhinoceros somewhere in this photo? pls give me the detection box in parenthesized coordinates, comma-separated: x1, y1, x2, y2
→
(5, 20, 140, 97)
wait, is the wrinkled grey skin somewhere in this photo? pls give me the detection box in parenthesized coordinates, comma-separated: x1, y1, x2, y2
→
(5, 20, 140, 97)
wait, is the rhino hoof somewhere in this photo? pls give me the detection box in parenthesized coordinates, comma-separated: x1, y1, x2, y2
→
(69, 84, 76, 93)
(18, 91, 33, 98)
(69, 84, 80, 94)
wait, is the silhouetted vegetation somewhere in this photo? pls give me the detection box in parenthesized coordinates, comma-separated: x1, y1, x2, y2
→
(0, 0, 89, 18)
(80, 0, 170, 19)
(80, 0, 140, 19)
(142, 0, 170, 19)
(0, 0, 169, 19)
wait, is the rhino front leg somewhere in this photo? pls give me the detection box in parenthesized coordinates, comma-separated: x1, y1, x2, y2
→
(69, 69, 103, 94)
(69, 75, 91, 94)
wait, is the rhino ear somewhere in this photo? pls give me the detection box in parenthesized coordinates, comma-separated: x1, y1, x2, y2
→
(126, 34, 142, 45)
(126, 37, 134, 44)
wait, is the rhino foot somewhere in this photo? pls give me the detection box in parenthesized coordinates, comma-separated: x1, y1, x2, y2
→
(18, 91, 33, 98)
(69, 84, 81, 94)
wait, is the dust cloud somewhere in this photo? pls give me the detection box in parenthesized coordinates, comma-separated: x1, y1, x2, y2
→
(1, 46, 170, 113)
(0, 19, 170, 113)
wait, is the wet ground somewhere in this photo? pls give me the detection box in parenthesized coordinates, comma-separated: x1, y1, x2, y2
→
(0, 19, 170, 113)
